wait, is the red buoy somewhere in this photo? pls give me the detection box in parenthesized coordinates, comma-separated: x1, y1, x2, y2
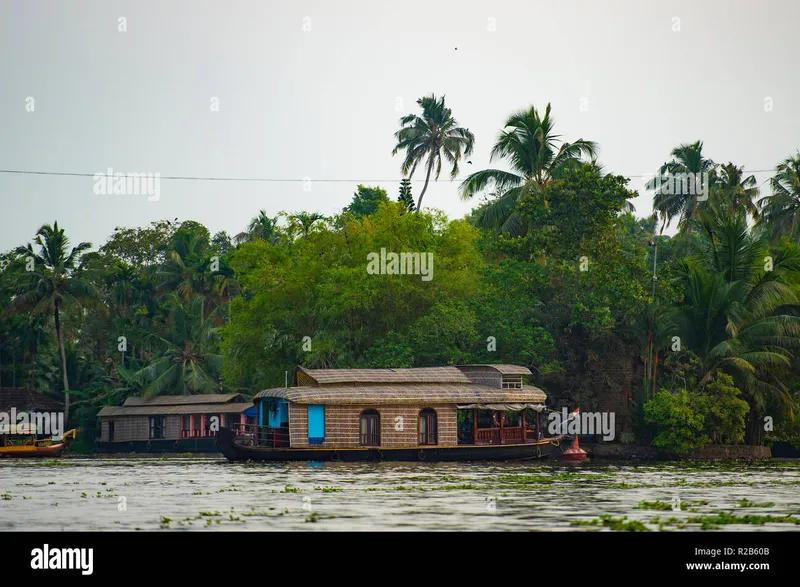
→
(560, 435, 588, 463)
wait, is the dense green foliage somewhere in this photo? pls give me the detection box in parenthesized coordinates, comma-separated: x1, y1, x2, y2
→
(2, 99, 800, 452)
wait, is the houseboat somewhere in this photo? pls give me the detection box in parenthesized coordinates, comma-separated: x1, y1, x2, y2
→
(217, 364, 566, 462)
(0, 387, 76, 458)
(97, 393, 255, 453)
(0, 425, 77, 458)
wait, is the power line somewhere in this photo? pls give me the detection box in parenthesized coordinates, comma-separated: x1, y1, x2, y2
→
(0, 167, 780, 182)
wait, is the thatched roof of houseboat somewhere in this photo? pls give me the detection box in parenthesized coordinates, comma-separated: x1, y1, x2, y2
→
(98, 402, 251, 417)
(256, 383, 546, 405)
(296, 366, 472, 386)
(122, 394, 246, 407)
(97, 394, 251, 417)
(456, 364, 532, 375)
(0, 387, 64, 412)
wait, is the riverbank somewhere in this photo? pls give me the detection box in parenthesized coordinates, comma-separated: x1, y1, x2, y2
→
(587, 443, 773, 461)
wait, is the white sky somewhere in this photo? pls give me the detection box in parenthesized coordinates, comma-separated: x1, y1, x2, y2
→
(1, 0, 798, 251)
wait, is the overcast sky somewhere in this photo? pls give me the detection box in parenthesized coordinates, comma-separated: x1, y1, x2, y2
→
(1, 0, 798, 252)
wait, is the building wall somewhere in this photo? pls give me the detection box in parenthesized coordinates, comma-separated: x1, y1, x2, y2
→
(100, 416, 148, 442)
(100, 415, 182, 442)
(288, 404, 457, 449)
(165, 415, 180, 439)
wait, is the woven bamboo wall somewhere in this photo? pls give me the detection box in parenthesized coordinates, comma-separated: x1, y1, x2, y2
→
(288, 404, 457, 448)
(100, 415, 181, 441)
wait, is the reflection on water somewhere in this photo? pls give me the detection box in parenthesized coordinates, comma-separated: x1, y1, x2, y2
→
(1, 457, 799, 531)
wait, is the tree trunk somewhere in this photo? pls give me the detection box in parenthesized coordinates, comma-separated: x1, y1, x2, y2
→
(54, 302, 70, 423)
(416, 157, 435, 212)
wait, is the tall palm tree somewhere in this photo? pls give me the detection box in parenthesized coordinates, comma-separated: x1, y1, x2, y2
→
(459, 103, 597, 235)
(392, 94, 474, 212)
(5, 223, 98, 421)
(757, 153, 800, 241)
(648, 141, 716, 232)
(126, 294, 223, 396)
(711, 163, 759, 219)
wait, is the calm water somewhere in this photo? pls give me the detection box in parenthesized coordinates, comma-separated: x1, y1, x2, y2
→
(1, 457, 799, 531)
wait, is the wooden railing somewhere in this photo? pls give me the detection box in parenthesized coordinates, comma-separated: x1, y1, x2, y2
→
(232, 423, 289, 447)
(477, 428, 501, 443)
(181, 429, 215, 438)
(475, 426, 524, 444)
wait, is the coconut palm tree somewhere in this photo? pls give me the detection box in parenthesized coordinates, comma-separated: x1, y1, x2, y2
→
(235, 210, 278, 244)
(392, 94, 474, 212)
(5, 223, 98, 421)
(459, 103, 597, 235)
(648, 141, 716, 232)
(676, 205, 800, 442)
(757, 153, 800, 242)
(153, 230, 215, 303)
(710, 163, 760, 219)
(126, 294, 223, 396)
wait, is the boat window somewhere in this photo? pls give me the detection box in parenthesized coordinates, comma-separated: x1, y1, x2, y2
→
(419, 409, 437, 445)
(360, 410, 380, 446)
(308, 405, 325, 445)
(149, 416, 165, 440)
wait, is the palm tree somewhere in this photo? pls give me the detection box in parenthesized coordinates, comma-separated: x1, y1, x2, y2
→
(648, 141, 716, 232)
(459, 103, 597, 235)
(676, 205, 800, 442)
(153, 230, 215, 303)
(235, 210, 278, 244)
(5, 223, 98, 421)
(392, 94, 474, 212)
(757, 153, 800, 241)
(289, 211, 326, 237)
(127, 294, 223, 396)
(153, 230, 236, 322)
(711, 163, 759, 219)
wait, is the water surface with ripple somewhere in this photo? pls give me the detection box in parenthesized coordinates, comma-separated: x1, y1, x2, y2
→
(1, 457, 799, 531)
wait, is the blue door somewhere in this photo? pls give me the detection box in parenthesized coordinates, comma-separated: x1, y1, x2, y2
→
(307, 405, 325, 445)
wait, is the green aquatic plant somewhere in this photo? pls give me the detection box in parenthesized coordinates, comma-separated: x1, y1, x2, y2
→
(570, 515, 651, 532)
(737, 498, 774, 508)
(686, 511, 800, 526)
(634, 500, 673, 511)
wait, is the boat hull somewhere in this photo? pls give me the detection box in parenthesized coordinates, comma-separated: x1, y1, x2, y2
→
(217, 427, 566, 462)
(0, 442, 69, 459)
(95, 438, 220, 454)
(0, 429, 75, 459)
